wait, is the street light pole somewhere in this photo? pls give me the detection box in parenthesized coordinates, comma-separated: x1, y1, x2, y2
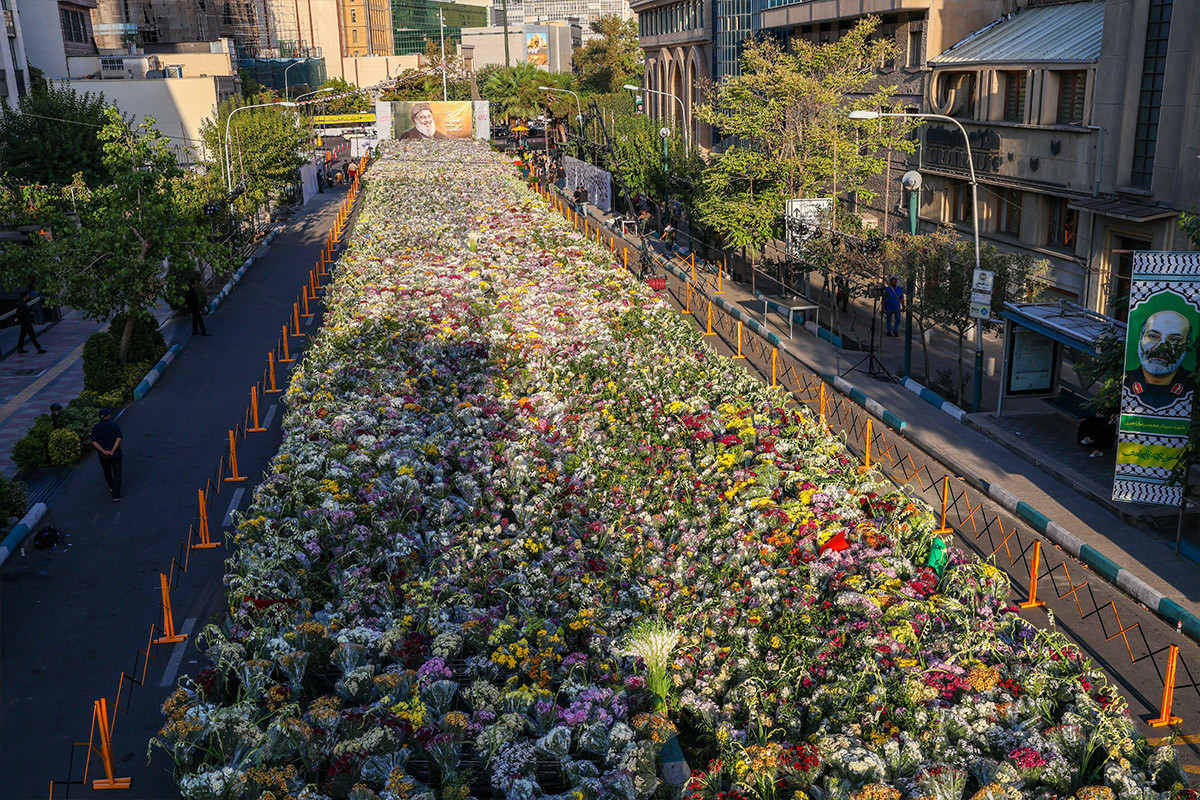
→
(538, 86, 582, 134)
(225, 101, 298, 192)
(623, 84, 689, 153)
(440, 9, 448, 102)
(283, 60, 304, 99)
(849, 109, 984, 411)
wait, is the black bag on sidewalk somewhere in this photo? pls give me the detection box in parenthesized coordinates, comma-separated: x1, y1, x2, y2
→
(31, 526, 65, 550)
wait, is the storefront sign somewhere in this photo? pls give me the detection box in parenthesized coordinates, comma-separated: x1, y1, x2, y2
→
(1113, 252, 1200, 506)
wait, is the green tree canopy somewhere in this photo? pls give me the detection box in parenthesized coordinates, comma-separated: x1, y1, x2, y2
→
(0, 85, 112, 187)
(573, 15, 642, 94)
(200, 97, 306, 215)
(0, 107, 224, 363)
(900, 228, 1046, 405)
(479, 63, 557, 122)
(313, 77, 373, 114)
(695, 18, 917, 251)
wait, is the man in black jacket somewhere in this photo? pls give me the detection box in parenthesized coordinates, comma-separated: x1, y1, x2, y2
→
(90, 408, 123, 502)
(184, 279, 209, 336)
(15, 291, 45, 354)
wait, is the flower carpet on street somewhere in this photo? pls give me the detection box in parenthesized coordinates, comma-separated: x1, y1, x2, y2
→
(155, 140, 1189, 800)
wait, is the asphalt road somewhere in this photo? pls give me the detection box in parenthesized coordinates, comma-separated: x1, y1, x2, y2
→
(0, 184, 348, 799)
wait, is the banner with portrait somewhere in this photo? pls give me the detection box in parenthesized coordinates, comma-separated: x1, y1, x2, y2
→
(393, 101, 474, 140)
(1113, 252, 1200, 506)
(562, 156, 613, 214)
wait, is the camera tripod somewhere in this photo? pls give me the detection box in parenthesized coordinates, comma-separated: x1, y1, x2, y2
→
(840, 283, 896, 383)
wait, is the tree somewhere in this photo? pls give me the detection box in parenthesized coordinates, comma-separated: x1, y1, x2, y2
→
(314, 77, 372, 115)
(574, 15, 642, 94)
(0, 107, 224, 364)
(695, 18, 916, 251)
(199, 97, 306, 215)
(479, 64, 554, 122)
(382, 46, 471, 102)
(900, 228, 1046, 405)
(0, 85, 112, 187)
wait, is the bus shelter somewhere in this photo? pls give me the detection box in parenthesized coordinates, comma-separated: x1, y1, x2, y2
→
(996, 300, 1124, 417)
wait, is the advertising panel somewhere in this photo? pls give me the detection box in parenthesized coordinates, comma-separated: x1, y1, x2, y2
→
(1113, 252, 1200, 505)
(784, 198, 832, 259)
(393, 101, 474, 140)
(526, 31, 548, 67)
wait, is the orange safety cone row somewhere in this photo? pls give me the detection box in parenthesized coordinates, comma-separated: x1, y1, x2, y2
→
(224, 430, 247, 483)
(153, 573, 188, 644)
(733, 321, 746, 359)
(279, 326, 295, 363)
(301, 288, 313, 318)
(248, 386, 267, 432)
(858, 419, 874, 474)
(87, 698, 132, 789)
(1019, 541, 1046, 609)
(292, 302, 306, 337)
(266, 351, 282, 393)
(932, 476, 954, 535)
(192, 488, 220, 548)
(1150, 644, 1184, 727)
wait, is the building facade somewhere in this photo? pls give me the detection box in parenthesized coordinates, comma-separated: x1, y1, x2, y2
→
(20, 0, 98, 79)
(461, 21, 580, 71)
(630, 0, 714, 149)
(342, 0, 393, 56)
(392, 0, 488, 56)
(915, 0, 1200, 314)
(0, 0, 31, 103)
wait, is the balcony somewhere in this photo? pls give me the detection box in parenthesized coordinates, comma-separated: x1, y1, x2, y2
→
(3, 9, 13, 37)
(761, 0, 932, 28)
(919, 118, 1098, 196)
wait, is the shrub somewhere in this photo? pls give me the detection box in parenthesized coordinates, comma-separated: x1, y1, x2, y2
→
(82, 330, 121, 394)
(96, 391, 125, 410)
(48, 429, 82, 466)
(82, 313, 167, 397)
(121, 361, 150, 398)
(0, 475, 27, 520)
(11, 419, 51, 473)
(125, 311, 167, 366)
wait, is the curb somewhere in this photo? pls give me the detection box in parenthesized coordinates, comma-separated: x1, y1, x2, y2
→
(133, 342, 183, 400)
(901, 377, 967, 421)
(0, 502, 49, 569)
(645, 249, 1200, 646)
(983, 479, 1200, 641)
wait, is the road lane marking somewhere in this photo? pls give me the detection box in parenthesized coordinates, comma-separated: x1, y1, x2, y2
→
(1148, 733, 1200, 745)
(263, 404, 278, 428)
(223, 488, 245, 527)
(157, 618, 196, 687)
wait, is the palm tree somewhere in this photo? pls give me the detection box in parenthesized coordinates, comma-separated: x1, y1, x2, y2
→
(480, 64, 553, 122)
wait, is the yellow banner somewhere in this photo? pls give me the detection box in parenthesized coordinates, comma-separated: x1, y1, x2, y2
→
(312, 113, 376, 126)
(1116, 441, 1184, 469)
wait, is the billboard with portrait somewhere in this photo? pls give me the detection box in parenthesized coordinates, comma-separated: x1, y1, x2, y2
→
(526, 31, 548, 67)
(1113, 252, 1200, 506)
(393, 101, 474, 140)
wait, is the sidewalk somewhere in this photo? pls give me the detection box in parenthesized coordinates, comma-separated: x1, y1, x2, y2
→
(572, 195, 1199, 625)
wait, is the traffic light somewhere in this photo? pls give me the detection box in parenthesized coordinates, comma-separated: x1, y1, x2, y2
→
(635, 96, 644, 114)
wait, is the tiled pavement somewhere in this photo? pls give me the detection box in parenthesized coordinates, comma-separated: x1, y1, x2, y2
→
(0, 311, 106, 477)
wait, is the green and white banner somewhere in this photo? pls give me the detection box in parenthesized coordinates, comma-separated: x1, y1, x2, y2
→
(1114, 252, 1200, 505)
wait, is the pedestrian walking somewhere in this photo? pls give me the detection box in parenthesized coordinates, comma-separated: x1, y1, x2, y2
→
(347, 161, 357, 182)
(883, 277, 905, 337)
(659, 223, 677, 256)
(90, 408, 123, 502)
(15, 291, 46, 354)
(184, 278, 210, 336)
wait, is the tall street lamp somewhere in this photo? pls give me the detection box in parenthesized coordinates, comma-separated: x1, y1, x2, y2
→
(225, 101, 297, 192)
(295, 86, 335, 103)
(283, 60, 306, 99)
(538, 85, 582, 128)
(848, 109, 983, 412)
(623, 84, 689, 153)
(439, 1, 458, 103)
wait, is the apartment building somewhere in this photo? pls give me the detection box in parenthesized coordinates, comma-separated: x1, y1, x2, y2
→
(916, 0, 1199, 313)
(0, 0, 30, 103)
(342, 0, 393, 56)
